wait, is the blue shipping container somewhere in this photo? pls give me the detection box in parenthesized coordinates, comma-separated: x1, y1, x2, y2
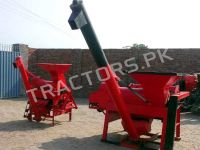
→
(0, 51, 20, 98)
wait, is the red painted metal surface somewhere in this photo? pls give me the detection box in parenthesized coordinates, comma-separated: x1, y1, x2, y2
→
(184, 75, 198, 92)
(99, 66, 139, 140)
(89, 72, 190, 149)
(14, 56, 77, 125)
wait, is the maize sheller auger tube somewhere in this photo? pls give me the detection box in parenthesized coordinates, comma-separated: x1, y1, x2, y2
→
(68, 0, 140, 140)
(14, 56, 41, 120)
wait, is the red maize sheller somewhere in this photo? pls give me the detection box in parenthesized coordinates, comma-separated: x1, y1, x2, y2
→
(68, 1, 190, 149)
(14, 56, 77, 125)
(89, 72, 189, 149)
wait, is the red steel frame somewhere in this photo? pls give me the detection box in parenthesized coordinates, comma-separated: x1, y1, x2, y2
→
(14, 56, 77, 125)
(89, 72, 190, 149)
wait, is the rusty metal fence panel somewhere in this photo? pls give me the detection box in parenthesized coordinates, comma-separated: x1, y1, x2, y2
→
(0, 45, 20, 98)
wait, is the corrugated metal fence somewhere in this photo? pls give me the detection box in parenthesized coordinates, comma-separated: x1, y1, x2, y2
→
(0, 44, 20, 98)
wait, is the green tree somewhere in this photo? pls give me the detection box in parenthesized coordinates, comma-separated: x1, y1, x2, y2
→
(123, 43, 148, 49)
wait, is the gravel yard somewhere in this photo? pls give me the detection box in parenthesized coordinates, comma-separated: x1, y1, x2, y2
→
(0, 98, 200, 150)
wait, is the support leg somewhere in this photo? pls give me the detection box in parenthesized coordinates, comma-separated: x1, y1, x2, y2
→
(175, 105, 181, 141)
(160, 116, 167, 150)
(102, 110, 109, 141)
(164, 96, 178, 150)
(52, 107, 55, 126)
(69, 109, 72, 121)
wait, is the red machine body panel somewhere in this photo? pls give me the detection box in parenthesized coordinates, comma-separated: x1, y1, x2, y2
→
(90, 73, 184, 110)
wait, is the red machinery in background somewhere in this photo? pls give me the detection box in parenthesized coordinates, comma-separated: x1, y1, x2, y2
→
(14, 56, 77, 125)
(181, 75, 198, 92)
(179, 75, 198, 112)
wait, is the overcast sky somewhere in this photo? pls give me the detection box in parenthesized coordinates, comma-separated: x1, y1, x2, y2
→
(0, 0, 199, 49)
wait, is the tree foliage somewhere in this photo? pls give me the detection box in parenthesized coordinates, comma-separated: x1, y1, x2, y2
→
(123, 43, 148, 50)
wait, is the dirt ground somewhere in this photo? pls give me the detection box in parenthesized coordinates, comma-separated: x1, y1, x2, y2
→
(0, 98, 200, 150)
